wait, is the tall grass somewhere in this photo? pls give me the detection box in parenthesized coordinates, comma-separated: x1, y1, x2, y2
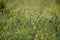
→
(0, 0, 60, 40)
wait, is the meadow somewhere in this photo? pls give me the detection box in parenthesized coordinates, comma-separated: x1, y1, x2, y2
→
(0, 0, 60, 40)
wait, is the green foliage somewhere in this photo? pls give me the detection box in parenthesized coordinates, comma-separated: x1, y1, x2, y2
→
(0, 0, 60, 40)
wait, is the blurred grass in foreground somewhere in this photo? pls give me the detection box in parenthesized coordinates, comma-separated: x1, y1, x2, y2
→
(0, 0, 60, 40)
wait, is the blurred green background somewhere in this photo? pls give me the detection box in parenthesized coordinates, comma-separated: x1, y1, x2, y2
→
(0, 0, 60, 40)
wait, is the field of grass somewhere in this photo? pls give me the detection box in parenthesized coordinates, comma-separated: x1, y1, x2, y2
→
(0, 0, 60, 40)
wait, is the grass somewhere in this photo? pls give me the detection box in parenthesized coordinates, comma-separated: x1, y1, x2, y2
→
(0, 0, 60, 40)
